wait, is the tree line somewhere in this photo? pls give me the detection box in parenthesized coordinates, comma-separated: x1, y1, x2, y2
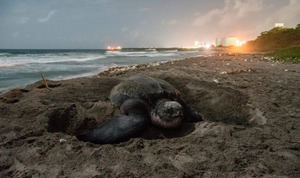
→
(245, 24, 300, 51)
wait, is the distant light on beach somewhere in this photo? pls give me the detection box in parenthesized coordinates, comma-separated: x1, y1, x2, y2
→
(216, 37, 246, 47)
(107, 46, 122, 51)
(235, 40, 246, 47)
(204, 43, 211, 49)
(181, 41, 211, 49)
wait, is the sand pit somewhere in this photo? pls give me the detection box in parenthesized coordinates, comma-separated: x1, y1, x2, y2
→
(0, 54, 299, 177)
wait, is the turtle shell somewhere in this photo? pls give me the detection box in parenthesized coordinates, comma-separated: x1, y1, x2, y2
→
(109, 74, 180, 107)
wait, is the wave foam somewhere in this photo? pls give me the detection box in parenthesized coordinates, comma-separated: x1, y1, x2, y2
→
(52, 66, 108, 80)
(105, 51, 176, 57)
(0, 63, 27, 68)
(38, 55, 107, 64)
(0, 55, 106, 68)
(0, 53, 12, 56)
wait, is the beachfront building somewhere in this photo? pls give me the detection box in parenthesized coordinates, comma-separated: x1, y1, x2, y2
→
(215, 37, 239, 47)
(216, 38, 222, 47)
(275, 23, 284, 27)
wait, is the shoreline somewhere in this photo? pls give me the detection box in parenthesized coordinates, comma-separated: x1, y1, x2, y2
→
(0, 53, 299, 177)
(0, 52, 209, 94)
(0, 51, 206, 94)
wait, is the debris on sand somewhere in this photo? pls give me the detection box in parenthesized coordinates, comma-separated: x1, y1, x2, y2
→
(59, 138, 67, 143)
(213, 79, 220, 83)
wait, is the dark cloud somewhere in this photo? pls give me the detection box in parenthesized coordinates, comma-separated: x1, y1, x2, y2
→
(0, 0, 299, 48)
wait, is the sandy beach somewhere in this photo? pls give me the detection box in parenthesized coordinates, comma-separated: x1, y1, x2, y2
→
(0, 54, 299, 177)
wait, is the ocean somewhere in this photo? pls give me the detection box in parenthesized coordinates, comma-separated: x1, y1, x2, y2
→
(0, 49, 213, 92)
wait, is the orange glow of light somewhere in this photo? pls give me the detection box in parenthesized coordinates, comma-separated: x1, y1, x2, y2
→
(204, 43, 211, 49)
(182, 41, 211, 49)
(182, 46, 197, 49)
(107, 46, 122, 50)
(235, 40, 246, 47)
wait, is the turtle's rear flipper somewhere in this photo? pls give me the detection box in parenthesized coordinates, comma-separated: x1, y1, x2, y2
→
(77, 115, 148, 144)
(77, 99, 149, 144)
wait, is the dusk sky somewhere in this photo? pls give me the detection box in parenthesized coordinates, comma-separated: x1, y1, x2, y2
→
(0, 0, 299, 49)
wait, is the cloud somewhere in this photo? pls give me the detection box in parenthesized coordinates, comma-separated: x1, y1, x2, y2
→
(161, 19, 178, 25)
(130, 31, 140, 39)
(18, 17, 30, 24)
(139, 8, 150, 12)
(267, 0, 300, 26)
(168, 19, 178, 25)
(121, 27, 128, 32)
(193, 0, 263, 27)
(12, 32, 20, 38)
(190, 0, 300, 43)
(38, 10, 56, 23)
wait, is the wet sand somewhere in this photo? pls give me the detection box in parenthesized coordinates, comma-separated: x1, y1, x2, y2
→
(0, 54, 299, 177)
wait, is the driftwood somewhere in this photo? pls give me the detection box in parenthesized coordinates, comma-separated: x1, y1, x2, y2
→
(41, 73, 50, 90)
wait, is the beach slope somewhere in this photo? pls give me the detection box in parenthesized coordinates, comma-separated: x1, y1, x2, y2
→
(0, 54, 299, 177)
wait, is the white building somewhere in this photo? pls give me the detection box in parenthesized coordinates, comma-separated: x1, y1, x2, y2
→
(275, 23, 284, 27)
(215, 37, 239, 47)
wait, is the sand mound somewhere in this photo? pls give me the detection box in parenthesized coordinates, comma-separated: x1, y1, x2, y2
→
(41, 76, 252, 141)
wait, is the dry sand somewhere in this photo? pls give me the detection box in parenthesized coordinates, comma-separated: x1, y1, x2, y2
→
(0, 54, 299, 177)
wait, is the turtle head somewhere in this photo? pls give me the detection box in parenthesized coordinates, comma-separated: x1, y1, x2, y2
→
(150, 99, 183, 128)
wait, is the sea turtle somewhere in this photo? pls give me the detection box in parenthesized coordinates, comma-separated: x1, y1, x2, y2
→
(77, 74, 202, 144)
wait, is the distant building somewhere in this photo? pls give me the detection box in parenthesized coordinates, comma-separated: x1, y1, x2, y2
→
(215, 37, 239, 47)
(193, 41, 211, 48)
(275, 23, 284, 27)
(224, 37, 238, 46)
(216, 38, 222, 47)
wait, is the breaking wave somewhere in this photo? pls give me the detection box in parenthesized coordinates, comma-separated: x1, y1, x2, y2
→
(0, 55, 106, 67)
(105, 51, 177, 57)
(32, 55, 107, 64)
(0, 63, 27, 68)
(0, 49, 213, 92)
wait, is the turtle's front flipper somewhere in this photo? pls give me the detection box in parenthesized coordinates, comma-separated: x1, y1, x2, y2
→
(77, 114, 148, 144)
(184, 107, 203, 122)
(177, 98, 203, 122)
(77, 99, 149, 144)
